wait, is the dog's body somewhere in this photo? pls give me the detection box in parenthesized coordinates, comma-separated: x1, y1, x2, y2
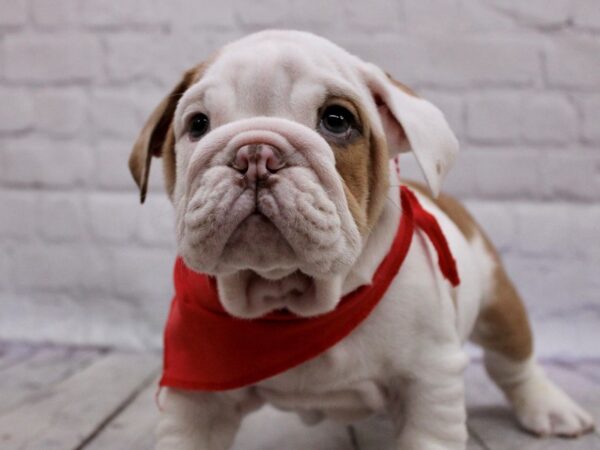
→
(129, 30, 593, 449)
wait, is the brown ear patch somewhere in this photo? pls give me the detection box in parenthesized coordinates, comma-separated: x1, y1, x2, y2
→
(385, 72, 419, 98)
(129, 62, 210, 203)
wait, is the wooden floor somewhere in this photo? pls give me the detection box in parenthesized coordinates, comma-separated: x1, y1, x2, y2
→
(0, 342, 598, 450)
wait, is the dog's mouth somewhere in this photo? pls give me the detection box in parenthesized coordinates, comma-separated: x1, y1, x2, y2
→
(218, 211, 300, 274)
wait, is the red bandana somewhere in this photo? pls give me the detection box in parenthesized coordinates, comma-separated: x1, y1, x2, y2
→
(160, 186, 459, 391)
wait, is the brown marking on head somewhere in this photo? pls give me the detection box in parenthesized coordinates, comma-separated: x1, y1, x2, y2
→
(129, 61, 211, 202)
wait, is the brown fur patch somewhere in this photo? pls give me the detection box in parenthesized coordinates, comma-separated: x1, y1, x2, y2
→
(328, 101, 390, 236)
(333, 138, 370, 234)
(403, 180, 533, 362)
(403, 180, 477, 241)
(475, 262, 534, 361)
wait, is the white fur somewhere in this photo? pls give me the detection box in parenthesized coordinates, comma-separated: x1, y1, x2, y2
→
(154, 30, 593, 449)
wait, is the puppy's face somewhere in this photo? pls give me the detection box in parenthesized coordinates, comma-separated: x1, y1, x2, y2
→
(130, 31, 458, 318)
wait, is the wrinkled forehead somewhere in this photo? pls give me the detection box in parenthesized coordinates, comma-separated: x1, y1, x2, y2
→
(176, 31, 377, 128)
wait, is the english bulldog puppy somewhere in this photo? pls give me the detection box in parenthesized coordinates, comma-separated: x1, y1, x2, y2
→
(129, 30, 594, 450)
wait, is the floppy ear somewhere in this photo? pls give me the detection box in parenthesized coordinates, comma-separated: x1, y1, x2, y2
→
(362, 63, 459, 197)
(129, 67, 199, 203)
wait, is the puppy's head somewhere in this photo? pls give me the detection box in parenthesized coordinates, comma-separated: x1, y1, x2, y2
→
(129, 30, 458, 318)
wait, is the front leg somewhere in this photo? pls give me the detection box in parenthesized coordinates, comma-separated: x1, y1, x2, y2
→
(155, 387, 261, 450)
(392, 349, 469, 450)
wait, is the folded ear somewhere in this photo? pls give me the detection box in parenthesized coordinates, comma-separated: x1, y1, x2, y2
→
(129, 67, 200, 203)
(362, 63, 459, 197)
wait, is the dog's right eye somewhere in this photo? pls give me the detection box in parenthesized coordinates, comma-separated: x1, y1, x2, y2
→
(188, 113, 210, 140)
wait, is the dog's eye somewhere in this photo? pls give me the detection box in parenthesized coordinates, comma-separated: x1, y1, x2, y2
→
(320, 105, 354, 136)
(188, 113, 210, 140)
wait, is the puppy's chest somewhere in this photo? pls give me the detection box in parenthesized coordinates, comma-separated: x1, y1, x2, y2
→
(254, 342, 389, 421)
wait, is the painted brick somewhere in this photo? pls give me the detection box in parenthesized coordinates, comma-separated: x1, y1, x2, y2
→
(404, 0, 521, 33)
(167, 1, 235, 29)
(105, 36, 154, 82)
(504, 254, 600, 317)
(93, 139, 138, 190)
(31, 0, 79, 27)
(573, 0, 600, 29)
(465, 201, 517, 252)
(4, 35, 102, 83)
(482, 0, 571, 27)
(541, 153, 600, 201)
(138, 195, 176, 247)
(90, 90, 140, 139)
(580, 94, 600, 142)
(342, 37, 541, 88)
(343, 0, 403, 31)
(0, 249, 10, 291)
(0, 88, 33, 132)
(104, 35, 205, 85)
(0, 139, 94, 187)
(86, 193, 139, 243)
(521, 94, 577, 144)
(0, 0, 27, 26)
(459, 0, 521, 32)
(110, 248, 174, 300)
(404, 0, 463, 33)
(466, 93, 521, 143)
(0, 191, 37, 238)
(39, 193, 86, 242)
(470, 150, 542, 199)
(288, 1, 340, 30)
(546, 37, 600, 88)
(14, 244, 110, 292)
(33, 89, 87, 137)
(235, 0, 290, 28)
(81, 0, 168, 27)
(516, 203, 600, 260)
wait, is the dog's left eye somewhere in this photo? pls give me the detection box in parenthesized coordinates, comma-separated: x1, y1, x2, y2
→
(320, 105, 355, 136)
(188, 113, 210, 140)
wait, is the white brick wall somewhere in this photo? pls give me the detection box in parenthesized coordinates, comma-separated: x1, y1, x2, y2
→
(0, 0, 599, 359)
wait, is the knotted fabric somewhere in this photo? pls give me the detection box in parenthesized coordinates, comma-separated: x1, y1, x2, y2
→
(160, 186, 459, 391)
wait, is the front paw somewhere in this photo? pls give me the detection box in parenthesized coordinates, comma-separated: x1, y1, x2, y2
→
(509, 377, 594, 437)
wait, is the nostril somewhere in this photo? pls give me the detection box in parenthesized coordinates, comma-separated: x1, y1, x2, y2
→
(261, 146, 284, 174)
(233, 147, 250, 173)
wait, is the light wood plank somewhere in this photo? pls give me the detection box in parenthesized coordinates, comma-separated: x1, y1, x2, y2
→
(231, 406, 354, 450)
(0, 346, 101, 415)
(0, 352, 159, 450)
(84, 378, 159, 450)
(350, 414, 486, 450)
(465, 361, 600, 449)
(87, 387, 356, 450)
(0, 343, 37, 371)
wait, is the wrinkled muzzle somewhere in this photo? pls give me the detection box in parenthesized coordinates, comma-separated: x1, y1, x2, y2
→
(176, 117, 362, 284)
